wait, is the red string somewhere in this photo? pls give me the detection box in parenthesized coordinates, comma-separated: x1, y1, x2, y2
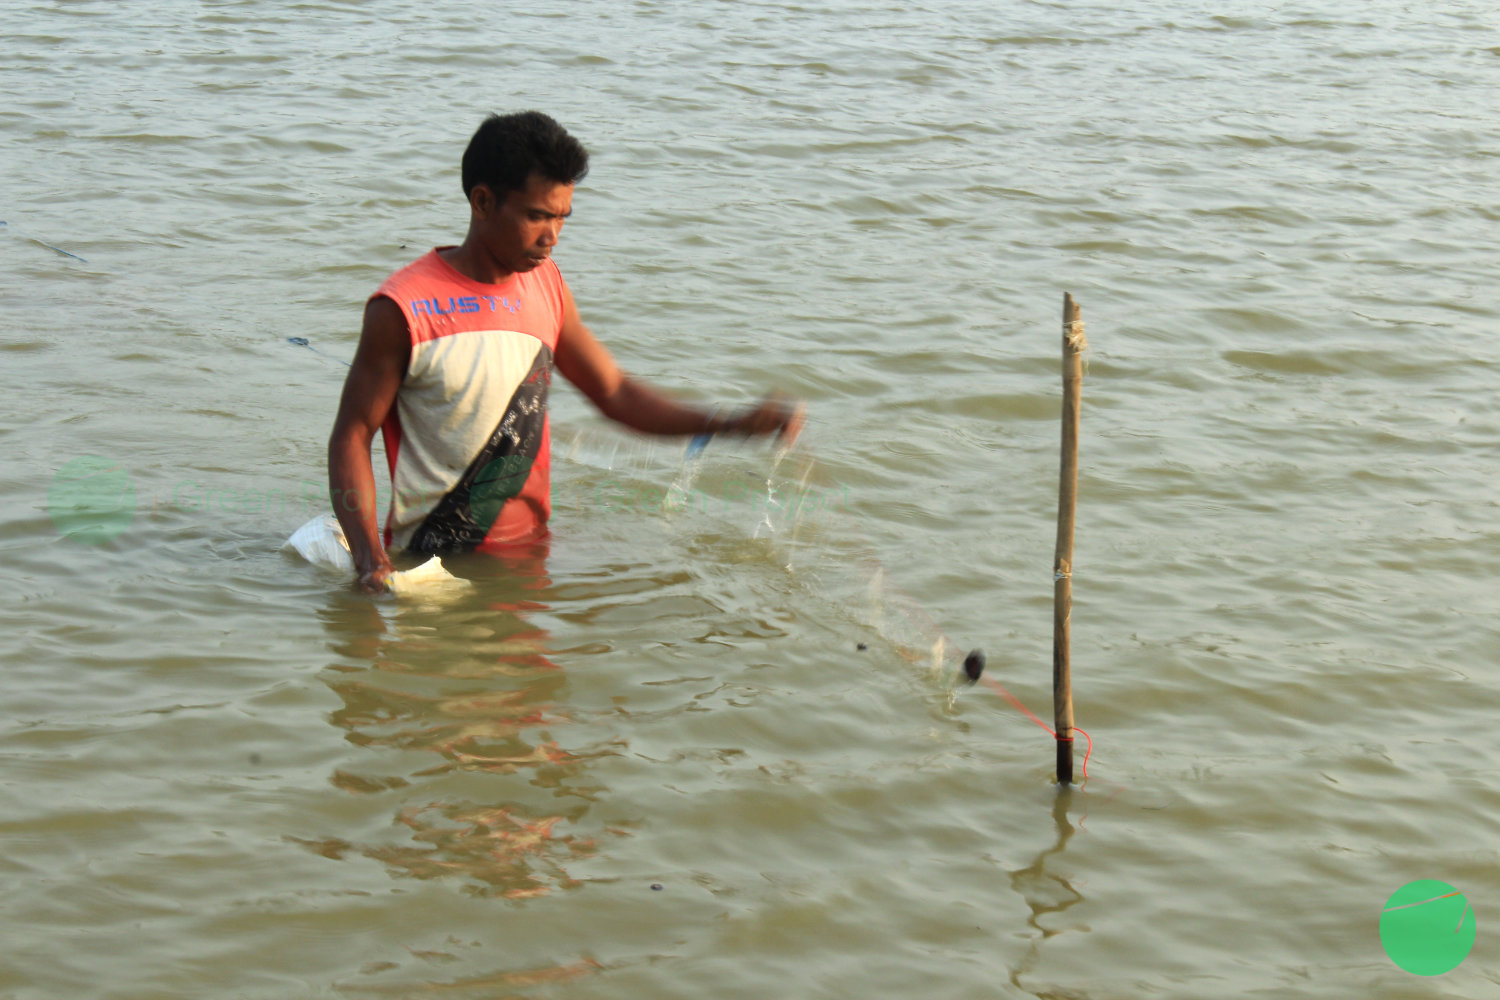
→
(977, 675, 1091, 786)
(1064, 727, 1093, 787)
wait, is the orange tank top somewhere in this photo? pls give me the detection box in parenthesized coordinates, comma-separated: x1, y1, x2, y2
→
(373, 248, 567, 553)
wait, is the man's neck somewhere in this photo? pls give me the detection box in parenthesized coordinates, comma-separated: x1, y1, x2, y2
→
(439, 239, 514, 286)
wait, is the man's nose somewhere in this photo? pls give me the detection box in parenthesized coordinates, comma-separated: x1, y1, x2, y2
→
(538, 220, 562, 246)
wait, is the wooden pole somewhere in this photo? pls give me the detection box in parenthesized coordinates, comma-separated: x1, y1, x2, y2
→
(1054, 293, 1085, 785)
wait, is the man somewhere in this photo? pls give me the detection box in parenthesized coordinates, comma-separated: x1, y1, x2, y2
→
(329, 112, 802, 593)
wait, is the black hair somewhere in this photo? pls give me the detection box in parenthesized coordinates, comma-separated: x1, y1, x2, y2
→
(461, 111, 590, 198)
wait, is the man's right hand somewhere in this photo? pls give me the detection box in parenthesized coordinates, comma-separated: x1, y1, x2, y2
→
(357, 563, 394, 595)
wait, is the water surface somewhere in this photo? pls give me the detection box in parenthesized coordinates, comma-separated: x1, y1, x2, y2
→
(2, 1, 1498, 996)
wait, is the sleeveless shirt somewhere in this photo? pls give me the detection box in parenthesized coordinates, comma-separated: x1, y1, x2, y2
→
(372, 248, 567, 553)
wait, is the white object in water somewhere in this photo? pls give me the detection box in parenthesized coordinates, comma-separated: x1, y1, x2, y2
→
(285, 515, 466, 594)
(287, 515, 356, 574)
(384, 555, 464, 595)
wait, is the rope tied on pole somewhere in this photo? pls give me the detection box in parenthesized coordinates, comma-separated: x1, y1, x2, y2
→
(1063, 317, 1088, 354)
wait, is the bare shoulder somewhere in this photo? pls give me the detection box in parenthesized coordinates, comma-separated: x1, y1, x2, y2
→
(333, 296, 411, 435)
(357, 295, 412, 375)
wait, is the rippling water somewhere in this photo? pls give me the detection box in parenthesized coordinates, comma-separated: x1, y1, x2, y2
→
(3, 1, 1498, 997)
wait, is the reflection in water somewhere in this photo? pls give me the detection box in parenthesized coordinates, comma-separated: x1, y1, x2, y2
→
(368, 801, 595, 901)
(1009, 789, 1088, 994)
(303, 548, 623, 911)
(341, 956, 603, 997)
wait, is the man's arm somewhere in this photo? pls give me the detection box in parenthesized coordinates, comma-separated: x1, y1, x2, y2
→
(328, 296, 410, 594)
(553, 283, 802, 441)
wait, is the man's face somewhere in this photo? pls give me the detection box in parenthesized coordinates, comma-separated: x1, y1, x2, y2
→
(477, 174, 573, 276)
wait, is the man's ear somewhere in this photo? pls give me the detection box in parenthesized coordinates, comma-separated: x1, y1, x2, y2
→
(469, 183, 496, 218)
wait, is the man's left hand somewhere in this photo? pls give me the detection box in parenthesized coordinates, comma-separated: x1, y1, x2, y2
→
(727, 395, 805, 447)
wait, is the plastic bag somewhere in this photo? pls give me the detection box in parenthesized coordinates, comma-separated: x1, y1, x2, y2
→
(287, 515, 356, 574)
(284, 515, 466, 595)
